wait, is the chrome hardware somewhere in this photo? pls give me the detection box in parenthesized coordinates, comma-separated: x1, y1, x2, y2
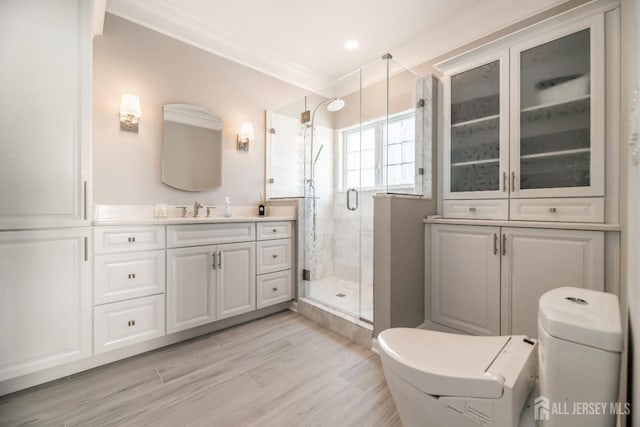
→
(346, 188, 359, 211)
(272, 254, 278, 259)
(83, 181, 88, 220)
(84, 237, 88, 261)
(469, 207, 476, 212)
(503, 172, 507, 192)
(565, 296, 589, 305)
(272, 229, 277, 233)
(193, 202, 203, 217)
(502, 234, 507, 256)
(127, 320, 136, 327)
(511, 172, 516, 192)
(212, 252, 217, 270)
(128, 273, 136, 279)
(493, 233, 498, 255)
(127, 237, 136, 242)
(272, 287, 278, 292)
(218, 251, 222, 269)
(206, 206, 215, 217)
(177, 206, 188, 217)
(549, 207, 557, 213)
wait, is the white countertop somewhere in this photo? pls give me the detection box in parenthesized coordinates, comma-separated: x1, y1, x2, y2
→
(93, 204, 296, 226)
(424, 217, 621, 232)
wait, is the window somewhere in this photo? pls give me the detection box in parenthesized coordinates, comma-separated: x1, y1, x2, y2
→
(341, 111, 416, 190)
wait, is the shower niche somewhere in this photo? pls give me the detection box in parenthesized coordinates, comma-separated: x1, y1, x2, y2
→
(266, 56, 431, 323)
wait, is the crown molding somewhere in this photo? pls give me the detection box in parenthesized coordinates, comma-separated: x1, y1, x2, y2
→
(106, 0, 334, 92)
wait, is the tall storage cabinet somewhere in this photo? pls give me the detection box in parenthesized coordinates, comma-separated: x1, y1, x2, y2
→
(429, 1, 620, 340)
(0, 0, 94, 384)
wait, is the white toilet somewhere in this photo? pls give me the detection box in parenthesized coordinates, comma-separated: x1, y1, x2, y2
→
(378, 287, 623, 427)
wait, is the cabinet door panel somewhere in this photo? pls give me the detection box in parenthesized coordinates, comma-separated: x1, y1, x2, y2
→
(166, 245, 216, 333)
(217, 242, 256, 320)
(431, 225, 501, 335)
(501, 228, 604, 338)
(0, 229, 91, 381)
(0, 0, 91, 228)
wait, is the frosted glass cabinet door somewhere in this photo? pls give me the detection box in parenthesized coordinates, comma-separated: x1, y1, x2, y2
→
(510, 17, 605, 198)
(444, 50, 509, 199)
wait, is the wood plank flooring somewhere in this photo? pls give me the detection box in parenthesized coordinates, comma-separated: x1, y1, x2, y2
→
(0, 311, 400, 427)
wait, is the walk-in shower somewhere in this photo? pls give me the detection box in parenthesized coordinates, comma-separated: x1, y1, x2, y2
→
(266, 55, 426, 324)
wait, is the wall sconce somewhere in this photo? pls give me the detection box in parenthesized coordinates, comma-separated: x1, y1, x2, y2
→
(120, 94, 141, 132)
(237, 122, 254, 151)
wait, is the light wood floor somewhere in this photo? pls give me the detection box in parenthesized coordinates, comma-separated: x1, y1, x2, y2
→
(0, 311, 400, 427)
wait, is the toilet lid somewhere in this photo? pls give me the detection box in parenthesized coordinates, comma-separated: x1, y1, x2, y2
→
(378, 328, 509, 399)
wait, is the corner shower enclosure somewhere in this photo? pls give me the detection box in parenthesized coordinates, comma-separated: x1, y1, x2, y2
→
(266, 56, 427, 323)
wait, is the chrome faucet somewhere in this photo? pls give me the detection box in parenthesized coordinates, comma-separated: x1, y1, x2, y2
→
(193, 202, 203, 217)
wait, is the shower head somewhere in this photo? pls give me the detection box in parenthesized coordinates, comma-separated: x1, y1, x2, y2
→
(326, 98, 345, 112)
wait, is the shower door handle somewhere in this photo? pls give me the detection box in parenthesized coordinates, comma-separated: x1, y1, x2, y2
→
(346, 188, 359, 211)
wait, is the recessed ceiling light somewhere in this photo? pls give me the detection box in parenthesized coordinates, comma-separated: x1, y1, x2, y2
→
(345, 40, 359, 50)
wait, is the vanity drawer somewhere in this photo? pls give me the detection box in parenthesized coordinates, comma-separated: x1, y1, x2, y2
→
(257, 221, 292, 240)
(510, 198, 604, 223)
(94, 226, 165, 254)
(167, 223, 255, 248)
(94, 294, 165, 354)
(257, 239, 292, 275)
(443, 200, 508, 220)
(257, 270, 292, 309)
(94, 250, 165, 305)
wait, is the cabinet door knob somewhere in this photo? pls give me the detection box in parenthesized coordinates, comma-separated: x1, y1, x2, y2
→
(272, 229, 277, 233)
(272, 254, 278, 258)
(549, 207, 557, 213)
(127, 320, 136, 327)
(272, 287, 278, 292)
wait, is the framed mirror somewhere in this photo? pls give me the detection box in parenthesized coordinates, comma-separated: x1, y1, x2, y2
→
(162, 104, 222, 191)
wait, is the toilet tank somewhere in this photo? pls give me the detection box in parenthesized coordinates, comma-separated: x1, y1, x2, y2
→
(537, 287, 623, 427)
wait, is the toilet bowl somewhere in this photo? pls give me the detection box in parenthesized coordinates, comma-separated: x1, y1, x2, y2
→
(378, 287, 623, 427)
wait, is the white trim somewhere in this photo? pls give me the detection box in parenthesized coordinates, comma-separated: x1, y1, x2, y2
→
(163, 104, 222, 130)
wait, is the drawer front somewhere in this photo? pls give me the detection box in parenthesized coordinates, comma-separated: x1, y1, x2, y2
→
(257, 270, 292, 309)
(94, 250, 165, 305)
(94, 294, 165, 354)
(94, 226, 165, 254)
(510, 198, 604, 223)
(257, 221, 292, 240)
(443, 200, 509, 220)
(257, 239, 292, 275)
(167, 223, 255, 248)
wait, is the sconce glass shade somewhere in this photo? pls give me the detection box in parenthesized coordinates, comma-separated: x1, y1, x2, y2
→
(120, 94, 141, 132)
(237, 122, 254, 151)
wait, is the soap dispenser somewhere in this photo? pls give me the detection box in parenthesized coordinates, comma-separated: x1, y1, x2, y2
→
(224, 196, 232, 217)
(258, 192, 265, 216)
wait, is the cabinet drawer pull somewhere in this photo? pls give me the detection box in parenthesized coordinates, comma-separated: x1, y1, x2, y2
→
(127, 273, 136, 279)
(469, 207, 476, 212)
(493, 233, 498, 255)
(549, 207, 557, 213)
(502, 234, 507, 256)
(128, 237, 136, 243)
(127, 320, 136, 327)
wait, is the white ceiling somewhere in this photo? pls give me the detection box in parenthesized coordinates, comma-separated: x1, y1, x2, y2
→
(106, 0, 570, 92)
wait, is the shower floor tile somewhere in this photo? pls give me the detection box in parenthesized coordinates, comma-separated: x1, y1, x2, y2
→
(305, 276, 373, 322)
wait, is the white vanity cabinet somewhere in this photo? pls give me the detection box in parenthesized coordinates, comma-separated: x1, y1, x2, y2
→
(166, 223, 258, 333)
(0, 229, 92, 381)
(0, 0, 92, 229)
(256, 222, 293, 308)
(93, 226, 167, 354)
(440, 7, 611, 221)
(429, 224, 604, 338)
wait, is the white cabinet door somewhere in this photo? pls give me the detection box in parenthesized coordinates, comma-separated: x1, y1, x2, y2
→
(0, 0, 91, 229)
(501, 228, 604, 338)
(509, 15, 605, 199)
(166, 245, 217, 334)
(431, 224, 501, 335)
(443, 49, 510, 201)
(216, 242, 256, 320)
(0, 228, 92, 381)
